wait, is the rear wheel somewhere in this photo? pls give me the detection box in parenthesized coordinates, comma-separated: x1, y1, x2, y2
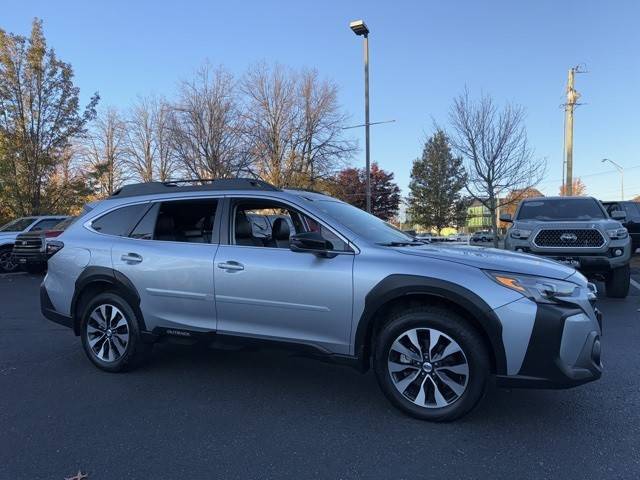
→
(0, 247, 19, 273)
(80, 292, 151, 372)
(374, 306, 490, 422)
(605, 264, 630, 298)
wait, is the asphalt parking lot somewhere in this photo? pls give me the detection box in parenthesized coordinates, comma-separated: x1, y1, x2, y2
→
(1, 271, 639, 480)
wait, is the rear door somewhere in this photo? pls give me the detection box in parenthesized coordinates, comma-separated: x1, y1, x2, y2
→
(109, 197, 220, 332)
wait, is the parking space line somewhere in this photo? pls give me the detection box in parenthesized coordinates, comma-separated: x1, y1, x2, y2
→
(631, 278, 640, 292)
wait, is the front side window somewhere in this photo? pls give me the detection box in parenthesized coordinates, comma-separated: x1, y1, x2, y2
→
(130, 199, 218, 243)
(0, 217, 37, 232)
(232, 199, 348, 251)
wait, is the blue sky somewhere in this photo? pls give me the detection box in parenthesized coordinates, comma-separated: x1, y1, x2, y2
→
(4, 0, 640, 200)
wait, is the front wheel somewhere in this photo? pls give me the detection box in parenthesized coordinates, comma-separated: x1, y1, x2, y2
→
(0, 247, 19, 273)
(80, 292, 151, 372)
(605, 264, 630, 298)
(374, 306, 490, 422)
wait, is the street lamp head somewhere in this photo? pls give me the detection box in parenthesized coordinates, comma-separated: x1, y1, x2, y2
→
(349, 19, 369, 36)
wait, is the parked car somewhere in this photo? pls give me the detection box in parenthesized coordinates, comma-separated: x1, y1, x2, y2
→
(41, 179, 602, 422)
(415, 233, 432, 243)
(0, 216, 69, 273)
(470, 230, 497, 243)
(12, 217, 75, 273)
(503, 196, 631, 298)
(601, 201, 640, 253)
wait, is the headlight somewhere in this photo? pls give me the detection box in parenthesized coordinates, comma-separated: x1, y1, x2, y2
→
(485, 271, 578, 303)
(510, 229, 532, 239)
(606, 228, 628, 239)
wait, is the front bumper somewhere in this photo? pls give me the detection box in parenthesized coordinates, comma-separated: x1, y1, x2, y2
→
(496, 303, 602, 389)
(14, 252, 48, 265)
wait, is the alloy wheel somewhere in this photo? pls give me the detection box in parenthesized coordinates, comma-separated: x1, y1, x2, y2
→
(0, 250, 18, 272)
(86, 304, 130, 363)
(387, 328, 469, 408)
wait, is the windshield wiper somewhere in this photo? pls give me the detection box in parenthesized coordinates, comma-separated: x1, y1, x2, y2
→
(376, 241, 424, 247)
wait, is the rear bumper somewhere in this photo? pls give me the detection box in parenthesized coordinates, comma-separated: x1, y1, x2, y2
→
(40, 283, 73, 329)
(497, 304, 602, 389)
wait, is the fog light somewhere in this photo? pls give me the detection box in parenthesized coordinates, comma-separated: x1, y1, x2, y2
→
(614, 249, 623, 257)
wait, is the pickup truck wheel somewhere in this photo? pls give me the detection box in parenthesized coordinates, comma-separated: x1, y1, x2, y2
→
(373, 306, 490, 422)
(0, 247, 19, 273)
(605, 264, 630, 298)
(80, 292, 151, 372)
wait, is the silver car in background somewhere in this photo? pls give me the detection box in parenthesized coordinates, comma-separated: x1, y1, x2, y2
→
(41, 179, 603, 421)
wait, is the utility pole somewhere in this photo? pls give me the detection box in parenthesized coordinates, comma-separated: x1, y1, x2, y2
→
(563, 65, 585, 196)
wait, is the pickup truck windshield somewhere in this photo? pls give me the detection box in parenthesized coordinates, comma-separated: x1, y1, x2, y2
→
(517, 199, 605, 221)
(0, 217, 36, 232)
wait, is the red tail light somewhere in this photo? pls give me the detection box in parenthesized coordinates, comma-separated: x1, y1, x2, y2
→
(45, 230, 63, 238)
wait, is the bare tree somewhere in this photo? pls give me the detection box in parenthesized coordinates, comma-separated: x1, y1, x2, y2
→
(243, 64, 355, 188)
(169, 65, 249, 180)
(449, 90, 545, 246)
(124, 95, 175, 182)
(242, 63, 300, 187)
(296, 69, 355, 186)
(80, 108, 127, 197)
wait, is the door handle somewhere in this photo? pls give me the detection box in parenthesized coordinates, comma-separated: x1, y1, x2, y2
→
(121, 253, 143, 264)
(217, 261, 244, 271)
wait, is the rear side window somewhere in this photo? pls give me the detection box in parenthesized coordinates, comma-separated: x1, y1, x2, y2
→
(91, 204, 149, 237)
(130, 199, 218, 243)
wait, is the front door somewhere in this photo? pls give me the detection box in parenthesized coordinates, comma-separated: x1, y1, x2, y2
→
(111, 198, 219, 332)
(213, 198, 354, 354)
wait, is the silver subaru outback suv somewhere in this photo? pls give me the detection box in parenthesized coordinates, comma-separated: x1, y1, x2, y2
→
(41, 179, 603, 421)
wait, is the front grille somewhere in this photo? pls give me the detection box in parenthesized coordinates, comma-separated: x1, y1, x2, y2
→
(13, 238, 44, 253)
(533, 229, 605, 248)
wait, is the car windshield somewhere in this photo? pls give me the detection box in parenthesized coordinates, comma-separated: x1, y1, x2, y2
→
(313, 200, 416, 244)
(517, 199, 605, 221)
(0, 217, 36, 232)
(52, 217, 76, 230)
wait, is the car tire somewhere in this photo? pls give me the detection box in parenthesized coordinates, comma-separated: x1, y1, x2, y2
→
(0, 246, 19, 273)
(373, 305, 490, 422)
(605, 264, 630, 299)
(481, 237, 487, 242)
(25, 263, 46, 274)
(80, 292, 152, 372)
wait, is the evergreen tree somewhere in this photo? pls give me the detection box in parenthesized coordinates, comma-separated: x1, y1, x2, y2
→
(408, 130, 467, 233)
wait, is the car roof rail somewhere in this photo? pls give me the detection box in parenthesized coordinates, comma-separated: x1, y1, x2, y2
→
(110, 178, 280, 198)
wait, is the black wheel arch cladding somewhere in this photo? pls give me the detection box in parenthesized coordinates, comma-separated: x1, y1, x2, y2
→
(71, 266, 147, 334)
(355, 274, 507, 375)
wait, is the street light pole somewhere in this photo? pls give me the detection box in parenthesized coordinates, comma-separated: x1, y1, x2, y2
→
(350, 20, 372, 213)
(602, 158, 624, 200)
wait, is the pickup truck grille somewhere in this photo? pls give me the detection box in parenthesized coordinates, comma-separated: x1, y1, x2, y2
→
(13, 237, 44, 253)
(533, 229, 605, 248)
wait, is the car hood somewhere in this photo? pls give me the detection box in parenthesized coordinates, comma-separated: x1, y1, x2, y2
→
(394, 244, 576, 280)
(512, 219, 623, 230)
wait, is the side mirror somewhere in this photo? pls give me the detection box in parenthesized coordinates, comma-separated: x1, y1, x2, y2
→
(290, 232, 335, 257)
(499, 213, 513, 223)
(610, 210, 626, 221)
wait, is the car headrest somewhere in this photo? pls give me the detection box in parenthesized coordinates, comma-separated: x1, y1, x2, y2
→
(235, 214, 252, 238)
(272, 218, 290, 241)
(155, 214, 175, 235)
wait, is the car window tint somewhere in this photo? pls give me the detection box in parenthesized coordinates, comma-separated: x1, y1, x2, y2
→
(30, 218, 65, 231)
(303, 216, 348, 251)
(91, 204, 149, 236)
(152, 199, 218, 243)
(130, 203, 160, 240)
